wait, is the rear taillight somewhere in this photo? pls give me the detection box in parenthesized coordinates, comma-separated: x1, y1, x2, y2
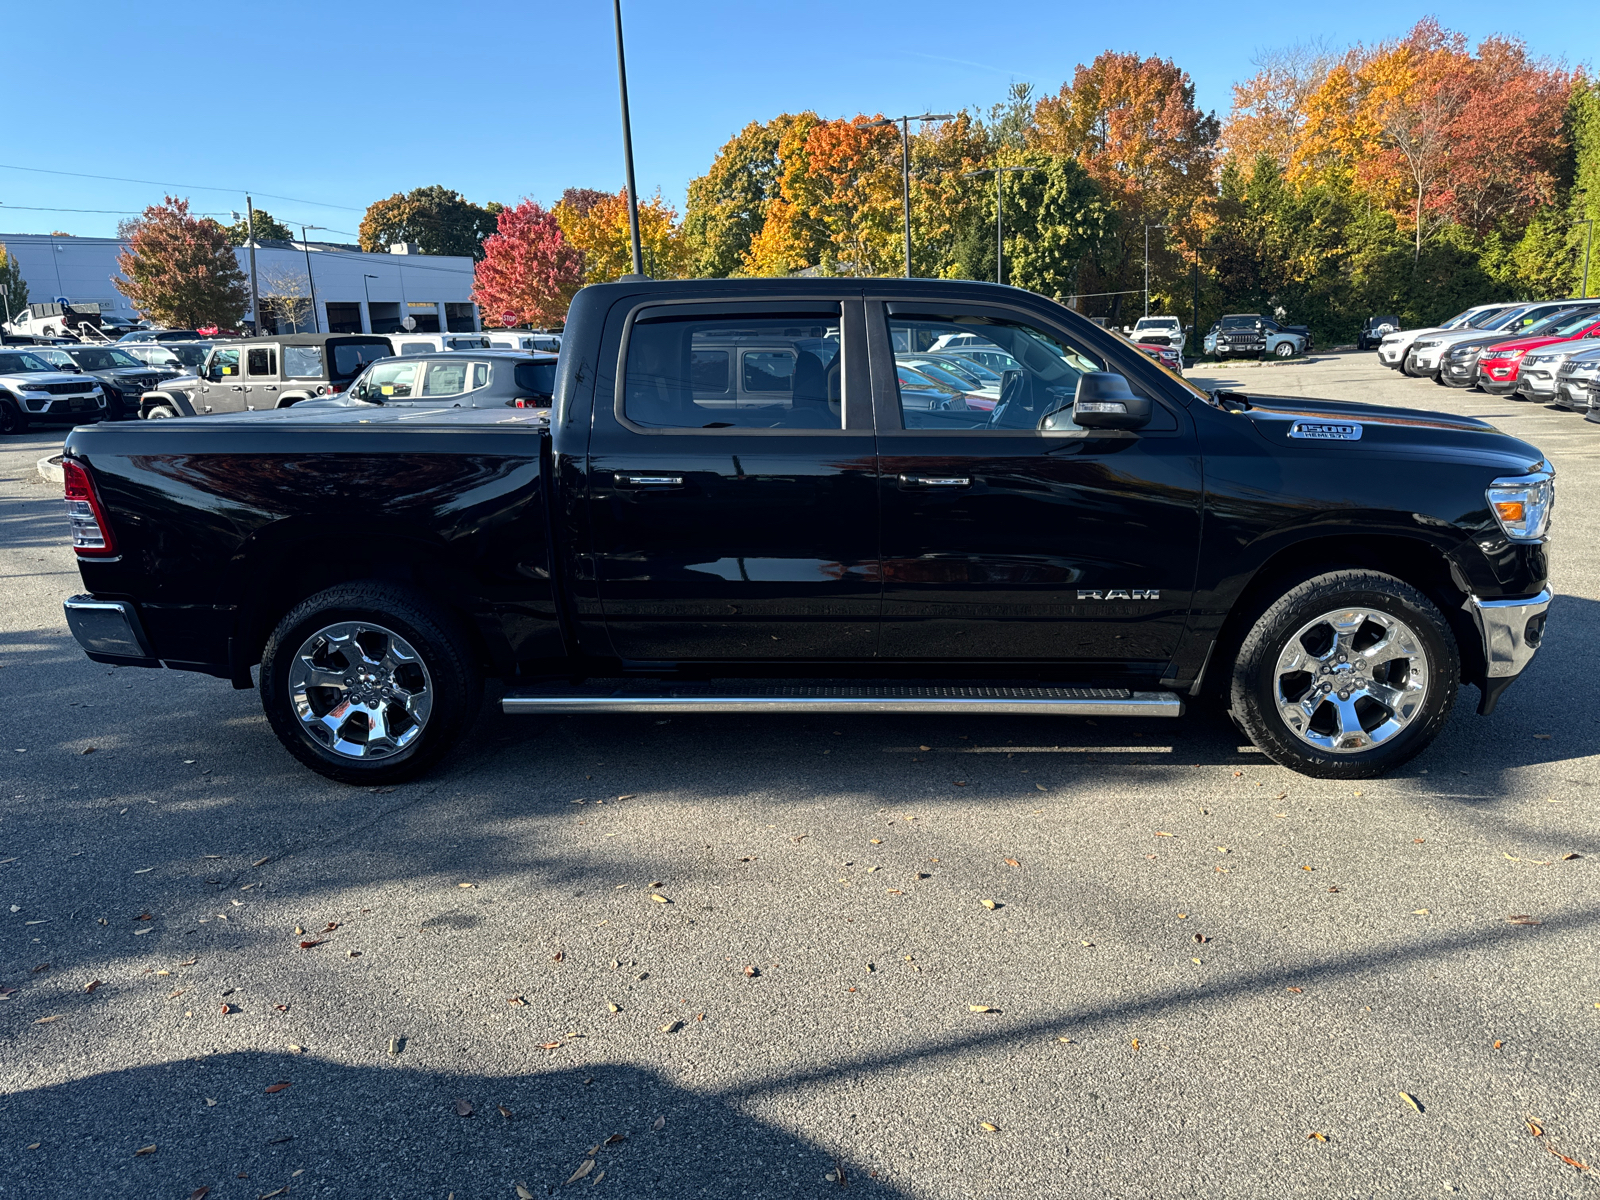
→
(63, 458, 117, 557)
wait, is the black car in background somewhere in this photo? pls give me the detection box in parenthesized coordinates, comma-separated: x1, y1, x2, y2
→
(62, 345, 182, 419)
(118, 328, 203, 344)
(1357, 315, 1401, 351)
(119, 341, 213, 374)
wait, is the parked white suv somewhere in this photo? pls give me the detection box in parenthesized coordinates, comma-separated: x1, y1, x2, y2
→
(1124, 316, 1186, 353)
(389, 333, 492, 356)
(0, 347, 105, 434)
(1377, 303, 1518, 370)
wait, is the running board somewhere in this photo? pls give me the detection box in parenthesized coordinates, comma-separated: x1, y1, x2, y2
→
(501, 684, 1183, 717)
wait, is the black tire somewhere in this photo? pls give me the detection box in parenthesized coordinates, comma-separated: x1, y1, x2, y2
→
(0, 399, 24, 436)
(1228, 570, 1458, 779)
(260, 583, 482, 784)
(144, 404, 179, 419)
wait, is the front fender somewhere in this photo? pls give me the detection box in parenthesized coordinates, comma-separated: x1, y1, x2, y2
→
(140, 388, 198, 418)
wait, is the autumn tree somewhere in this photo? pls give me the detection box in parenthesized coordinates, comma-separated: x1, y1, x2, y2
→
(685, 114, 819, 277)
(553, 189, 689, 283)
(0, 243, 28, 321)
(224, 208, 294, 245)
(359, 186, 500, 259)
(115, 197, 249, 330)
(1222, 44, 1335, 170)
(472, 199, 583, 328)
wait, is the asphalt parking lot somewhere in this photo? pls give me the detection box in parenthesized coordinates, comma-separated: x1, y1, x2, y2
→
(2, 352, 1597, 1199)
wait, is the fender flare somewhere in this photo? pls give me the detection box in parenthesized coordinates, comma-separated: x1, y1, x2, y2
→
(140, 388, 198, 417)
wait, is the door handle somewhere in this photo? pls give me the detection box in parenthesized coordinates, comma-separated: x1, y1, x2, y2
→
(615, 473, 685, 487)
(229, 385, 243, 391)
(898, 474, 971, 489)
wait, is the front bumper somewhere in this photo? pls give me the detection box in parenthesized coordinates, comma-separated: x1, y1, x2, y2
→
(1440, 359, 1479, 384)
(63, 595, 159, 668)
(1378, 343, 1408, 366)
(1517, 370, 1558, 399)
(1467, 588, 1550, 714)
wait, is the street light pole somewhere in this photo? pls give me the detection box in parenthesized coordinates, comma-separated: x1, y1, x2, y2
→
(1580, 219, 1595, 299)
(865, 113, 953, 276)
(299, 225, 325, 333)
(612, 0, 645, 278)
(963, 166, 1039, 287)
(1144, 223, 1168, 318)
(245, 197, 261, 335)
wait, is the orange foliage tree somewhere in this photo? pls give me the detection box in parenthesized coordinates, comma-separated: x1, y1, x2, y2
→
(472, 200, 583, 328)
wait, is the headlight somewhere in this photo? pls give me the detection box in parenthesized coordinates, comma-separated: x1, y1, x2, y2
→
(1573, 362, 1599, 374)
(1487, 472, 1554, 542)
(1414, 340, 1439, 350)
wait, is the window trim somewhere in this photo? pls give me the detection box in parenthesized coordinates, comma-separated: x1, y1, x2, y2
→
(611, 297, 868, 436)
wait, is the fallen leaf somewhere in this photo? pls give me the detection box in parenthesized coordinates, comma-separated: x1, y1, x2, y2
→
(259, 1189, 289, 1199)
(264, 1082, 291, 1094)
(499, 1105, 513, 1119)
(565, 1158, 595, 1184)
(274, 1004, 288, 1012)
(134, 868, 154, 874)
(455, 1098, 472, 1117)
(1399, 1092, 1423, 1113)
(85, 980, 103, 993)
(1412, 909, 1430, 916)
(651, 1115, 666, 1131)
(189, 1189, 211, 1200)
(869, 838, 882, 845)
(1154, 831, 1173, 837)
(205, 1098, 216, 1106)
(1533, 733, 1552, 740)
(743, 965, 759, 977)
(981, 899, 998, 910)
(1508, 915, 1542, 926)
(298, 940, 325, 949)
(457, 882, 474, 889)
(81, 746, 96, 754)
(968, 1005, 1000, 1013)
(33, 1015, 60, 1024)
(507, 996, 526, 1006)
(1286, 986, 1304, 994)
(1548, 1148, 1589, 1170)
(252, 857, 271, 868)
(1193, 934, 1209, 943)
(1003, 858, 1021, 867)
(517, 1185, 535, 1200)
(659, 1021, 682, 1033)
(1563, 853, 1582, 860)
(650, 894, 671, 904)
(134, 1144, 157, 1155)
(323, 922, 338, 932)
(1130, 1038, 1141, 1050)
(26, 1142, 40, 1150)
(551, 950, 564, 963)
(607, 1004, 620, 1013)
(979, 1122, 998, 1132)
(539, 1042, 563, 1050)
(1080, 940, 1094, 947)
(1307, 1132, 1328, 1142)
(1036, 784, 1047, 792)
(1527, 1118, 1543, 1137)
(1493, 1040, 1503, 1050)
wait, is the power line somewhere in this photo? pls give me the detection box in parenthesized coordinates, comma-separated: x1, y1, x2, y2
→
(0, 204, 233, 216)
(0, 162, 365, 212)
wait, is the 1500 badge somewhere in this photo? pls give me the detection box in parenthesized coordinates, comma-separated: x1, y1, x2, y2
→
(1288, 420, 1362, 441)
(1078, 589, 1160, 600)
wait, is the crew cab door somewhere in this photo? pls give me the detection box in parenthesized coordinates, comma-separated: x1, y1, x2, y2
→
(870, 301, 1202, 668)
(585, 296, 879, 661)
(242, 344, 278, 409)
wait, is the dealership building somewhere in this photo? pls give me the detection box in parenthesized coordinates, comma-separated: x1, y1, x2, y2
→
(0, 232, 480, 334)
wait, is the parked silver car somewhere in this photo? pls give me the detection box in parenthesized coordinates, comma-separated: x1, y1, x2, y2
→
(1558, 347, 1600, 414)
(1519, 337, 1600, 406)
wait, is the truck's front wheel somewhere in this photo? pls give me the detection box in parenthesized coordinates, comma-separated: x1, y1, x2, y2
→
(260, 583, 481, 784)
(1229, 570, 1458, 778)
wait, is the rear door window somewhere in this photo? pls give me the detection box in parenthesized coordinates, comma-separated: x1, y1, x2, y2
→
(623, 310, 843, 429)
(420, 360, 471, 396)
(246, 347, 277, 376)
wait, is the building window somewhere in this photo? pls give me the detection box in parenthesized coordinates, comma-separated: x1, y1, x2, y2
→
(444, 302, 477, 332)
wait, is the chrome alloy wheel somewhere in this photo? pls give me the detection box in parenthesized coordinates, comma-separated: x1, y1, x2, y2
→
(287, 621, 433, 760)
(1273, 607, 1429, 754)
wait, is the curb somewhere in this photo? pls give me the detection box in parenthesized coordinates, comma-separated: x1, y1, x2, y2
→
(37, 454, 64, 486)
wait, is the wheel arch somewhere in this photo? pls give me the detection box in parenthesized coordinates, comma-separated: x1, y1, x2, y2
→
(1201, 533, 1483, 701)
(228, 525, 505, 680)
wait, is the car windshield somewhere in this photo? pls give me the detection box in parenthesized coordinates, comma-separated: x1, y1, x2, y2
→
(69, 348, 141, 370)
(1133, 319, 1175, 330)
(32, 349, 75, 367)
(1372, 316, 1399, 326)
(1220, 316, 1258, 329)
(0, 352, 52, 372)
(1474, 307, 1527, 329)
(926, 357, 990, 387)
(897, 364, 963, 395)
(332, 341, 391, 378)
(1543, 310, 1600, 337)
(900, 359, 977, 391)
(163, 345, 210, 368)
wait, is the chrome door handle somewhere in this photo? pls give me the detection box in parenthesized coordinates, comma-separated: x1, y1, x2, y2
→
(899, 474, 971, 488)
(616, 473, 685, 487)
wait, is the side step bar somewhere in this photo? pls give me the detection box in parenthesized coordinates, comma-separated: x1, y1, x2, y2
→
(502, 684, 1183, 718)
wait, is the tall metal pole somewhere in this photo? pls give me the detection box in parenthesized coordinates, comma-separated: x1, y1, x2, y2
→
(299, 225, 320, 334)
(996, 172, 1004, 287)
(900, 118, 913, 277)
(1582, 219, 1594, 299)
(244, 196, 261, 335)
(613, 0, 645, 278)
(1144, 224, 1150, 318)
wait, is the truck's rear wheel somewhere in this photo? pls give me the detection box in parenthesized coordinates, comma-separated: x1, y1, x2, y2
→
(145, 404, 179, 419)
(1229, 570, 1458, 778)
(260, 583, 481, 784)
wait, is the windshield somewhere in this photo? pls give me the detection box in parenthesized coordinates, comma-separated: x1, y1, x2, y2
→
(164, 344, 210, 369)
(1133, 318, 1176, 330)
(1220, 316, 1259, 330)
(1517, 310, 1589, 338)
(926, 357, 990, 387)
(1542, 310, 1600, 337)
(900, 359, 978, 391)
(32, 349, 75, 367)
(69, 348, 141, 370)
(332, 341, 391, 378)
(0, 352, 52, 373)
(1472, 306, 1526, 329)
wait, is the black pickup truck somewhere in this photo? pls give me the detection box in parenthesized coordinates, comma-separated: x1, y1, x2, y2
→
(58, 278, 1552, 783)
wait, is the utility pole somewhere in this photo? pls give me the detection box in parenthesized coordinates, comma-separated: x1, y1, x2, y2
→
(245, 197, 261, 335)
(613, 0, 645, 278)
(963, 165, 1039, 287)
(865, 113, 953, 276)
(299, 225, 325, 333)
(1144, 223, 1168, 318)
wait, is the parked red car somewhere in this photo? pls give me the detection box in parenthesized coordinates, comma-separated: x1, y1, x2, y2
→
(1477, 307, 1600, 396)
(1135, 340, 1183, 372)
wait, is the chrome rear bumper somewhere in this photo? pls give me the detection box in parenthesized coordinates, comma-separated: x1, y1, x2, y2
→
(63, 595, 158, 666)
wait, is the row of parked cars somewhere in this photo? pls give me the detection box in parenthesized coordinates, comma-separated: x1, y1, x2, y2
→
(1374, 298, 1600, 413)
(0, 327, 564, 433)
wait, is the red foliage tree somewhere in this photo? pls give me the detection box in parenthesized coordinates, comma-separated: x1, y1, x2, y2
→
(472, 200, 583, 328)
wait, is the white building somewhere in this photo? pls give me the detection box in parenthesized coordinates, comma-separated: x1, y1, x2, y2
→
(0, 232, 479, 335)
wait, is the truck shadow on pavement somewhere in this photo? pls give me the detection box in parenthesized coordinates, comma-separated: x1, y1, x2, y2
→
(4, 1051, 907, 1198)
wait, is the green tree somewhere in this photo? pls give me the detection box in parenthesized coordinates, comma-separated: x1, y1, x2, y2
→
(684, 115, 814, 277)
(358, 186, 500, 260)
(114, 197, 249, 329)
(224, 208, 294, 245)
(0, 243, 28, 323)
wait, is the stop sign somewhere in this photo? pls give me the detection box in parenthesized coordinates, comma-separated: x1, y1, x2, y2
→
(501, 311, 517, 327)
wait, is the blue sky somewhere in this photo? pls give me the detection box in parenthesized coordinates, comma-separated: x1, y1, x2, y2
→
(2, 1, 1593, 240)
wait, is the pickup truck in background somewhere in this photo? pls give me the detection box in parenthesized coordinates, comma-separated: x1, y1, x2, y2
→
(59, 278, 1553, 785)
